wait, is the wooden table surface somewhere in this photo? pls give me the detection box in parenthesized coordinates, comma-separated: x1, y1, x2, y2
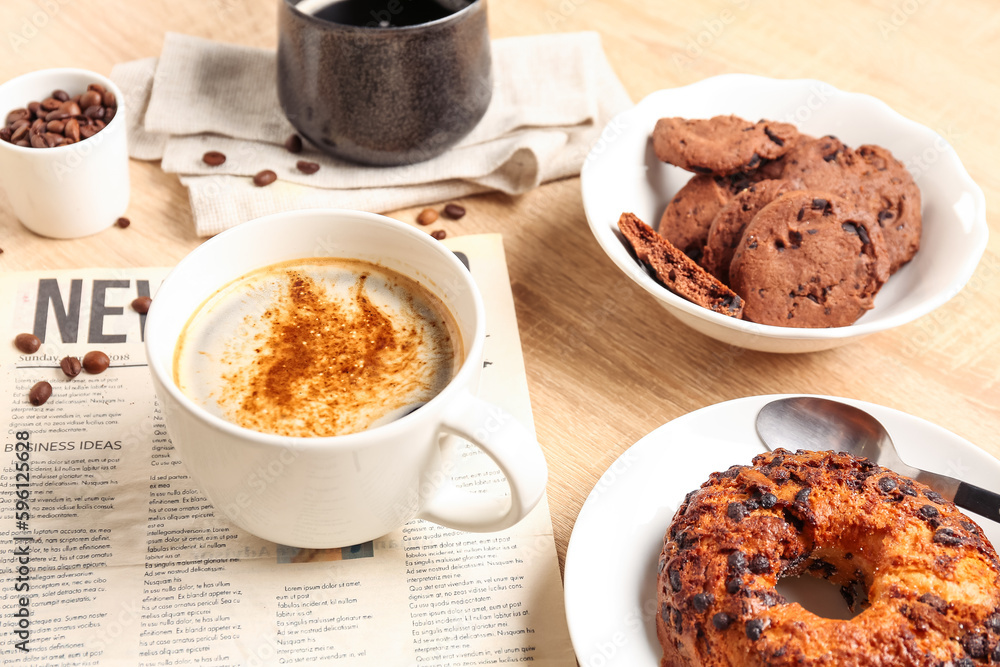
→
(2, 0, 998, 574)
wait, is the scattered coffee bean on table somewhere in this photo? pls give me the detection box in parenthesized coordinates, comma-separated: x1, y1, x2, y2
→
(132, 296, 152, 314)
(417, 208, 439, 225)
(29, 381, 52, 406)
(82, 350, 110, 374)
(202, 151, 227, 166)
(2, 84, 117, 148)
(285, 134, 303, 153)
(296, 160, 320, 175)
(14, 333, 41, 354)
(116, 217, 130, 228)
(431, 229, 447, 240)
(443, 203, 466, 219)
(60, 356, 82, 378)
(253, 169, 277, 187)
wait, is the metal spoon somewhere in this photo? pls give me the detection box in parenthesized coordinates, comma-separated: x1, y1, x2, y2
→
(755, 396, 1000, 523)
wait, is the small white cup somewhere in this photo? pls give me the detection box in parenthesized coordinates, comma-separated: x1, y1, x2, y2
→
(0, 68, 129, 238)
(145, 209, 548, 548)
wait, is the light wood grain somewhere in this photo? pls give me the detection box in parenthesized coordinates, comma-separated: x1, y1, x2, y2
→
(1, 0, 998, 574)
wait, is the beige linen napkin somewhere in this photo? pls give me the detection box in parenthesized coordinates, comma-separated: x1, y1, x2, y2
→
(112, 31, 632, 236)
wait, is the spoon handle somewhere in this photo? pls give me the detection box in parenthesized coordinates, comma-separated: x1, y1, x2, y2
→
(914, 469, 1000, 524)
(954, 482, 1000, 524)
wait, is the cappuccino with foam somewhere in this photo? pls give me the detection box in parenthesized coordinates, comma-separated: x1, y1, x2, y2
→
(174, 257, 462, 437)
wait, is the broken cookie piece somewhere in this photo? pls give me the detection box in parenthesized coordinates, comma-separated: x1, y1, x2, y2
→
(618, 212, 744, 319)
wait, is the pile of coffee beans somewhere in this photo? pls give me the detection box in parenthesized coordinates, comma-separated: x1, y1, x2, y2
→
(13, 331, 115, 407)
(201, 134, 323, 187)
(1, 84, 118, 148)
(414, 202, 468, 241)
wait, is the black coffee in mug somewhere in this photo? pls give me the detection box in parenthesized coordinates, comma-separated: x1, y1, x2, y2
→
(301, 0, 467, 28)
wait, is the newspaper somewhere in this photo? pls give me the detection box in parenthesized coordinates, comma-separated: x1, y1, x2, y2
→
(0, 234, 576, 666)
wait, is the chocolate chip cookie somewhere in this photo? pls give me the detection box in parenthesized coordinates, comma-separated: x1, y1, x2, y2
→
(776, 137, 920, 272)
(846, 144, 922, 273)
(657, 172, 758, 261)
(618, 212, 744, 318)
(652, 115, 799, 176)
(728, 192, 892, 327)
(701, 179, 794, 284)
(772, 134, 851, 192)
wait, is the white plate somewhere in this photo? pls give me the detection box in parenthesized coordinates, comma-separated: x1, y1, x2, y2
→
(563, 394, 1000, 667)
(581, 75, 989, 353)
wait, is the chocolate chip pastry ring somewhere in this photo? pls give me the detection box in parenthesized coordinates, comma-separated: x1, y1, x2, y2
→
(656, 449, 1000, 667)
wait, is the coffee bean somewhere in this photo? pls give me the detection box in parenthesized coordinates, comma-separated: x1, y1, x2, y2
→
(82, 350, 110, 374)
(443, 203, 466, 219)
(80, 90, 102, 110)
(6, 108, 29, 125)
(58, 100, 81, 117)
(44, 109, 70, 123)
(60, 356, 82, 378)
(132, 296, 152, 314)
(296, 160, 320, 174)
(52, 89, 70, 102)
(43, 132, 65, 147)
(0, 127, 11, 143)
(12, 125, 29, 140)
(285, 133, 303, 153)
(116, 217, 130, 228)
(202, 151, 226, 166)
(417, 208, 438, 225)
(253, 170, 277, 187)
(88, 83, 106, 95)
(102, 91, 116, 108)
(64, 118, 80, 142)
(14, 333, 41, 354)
(40, 97, 61, 111)
(431, 229, 447, 240)
(29, 381, 52, 406)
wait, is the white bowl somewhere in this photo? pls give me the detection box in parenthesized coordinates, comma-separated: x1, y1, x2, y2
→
(581, 74, 988, 353)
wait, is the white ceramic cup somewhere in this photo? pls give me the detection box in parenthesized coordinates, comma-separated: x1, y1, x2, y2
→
(0, 68, 129, 238)
(145, 209, 548, 548)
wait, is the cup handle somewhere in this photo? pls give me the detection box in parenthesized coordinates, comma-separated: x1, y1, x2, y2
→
(416, 390, 548, 532)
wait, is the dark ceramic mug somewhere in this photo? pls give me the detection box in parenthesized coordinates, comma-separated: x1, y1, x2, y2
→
(277, 0, 492, 166)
